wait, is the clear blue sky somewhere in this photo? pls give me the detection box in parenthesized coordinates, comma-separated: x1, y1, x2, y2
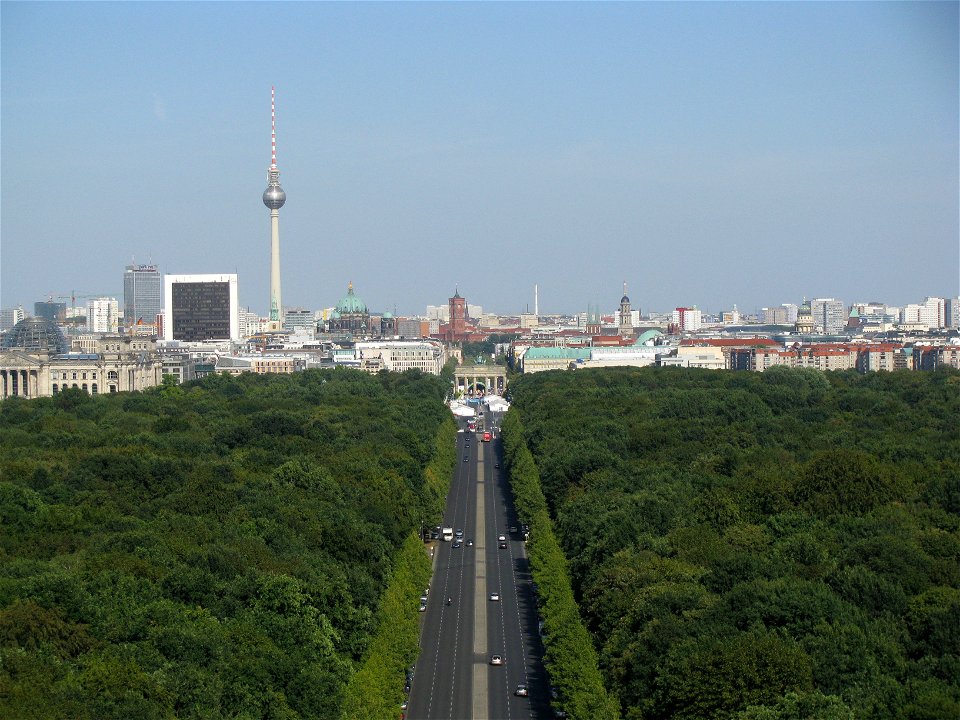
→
(2, 1, 957, 317)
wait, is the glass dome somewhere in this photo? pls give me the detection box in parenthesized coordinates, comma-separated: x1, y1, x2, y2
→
(1, 317, 70, 354)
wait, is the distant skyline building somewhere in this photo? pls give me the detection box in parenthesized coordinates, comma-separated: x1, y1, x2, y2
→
(426, 305, 450, 322)
(163, 274, 239, 342)
(448, 289, 466, 340)
(901, 297, 946, 329)
(262, 86, 286, 331)
(34, 301, 66, 323)
(283, 308, 314, 333)
(672, 307, 702, 333)
(811, 298, 847, 334)
(327, 282, 371, 335)
(86, 297, 120, 334)
(123, 263, 162, 329)
(618, 282, 634, 339)
(946, 297, 960, 329)
(0, 307, 26, 333)
(795, 301, 816, 334)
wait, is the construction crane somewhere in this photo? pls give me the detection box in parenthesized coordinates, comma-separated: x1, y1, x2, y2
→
(47, 291, 111, 308)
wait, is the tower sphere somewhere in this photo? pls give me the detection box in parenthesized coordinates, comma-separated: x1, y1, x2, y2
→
(263, 185, 286, 209)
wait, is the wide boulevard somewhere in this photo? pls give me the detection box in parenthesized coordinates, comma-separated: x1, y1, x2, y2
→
(406, 414, 552, 720)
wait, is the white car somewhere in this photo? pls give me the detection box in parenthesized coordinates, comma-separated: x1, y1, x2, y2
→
(489, 592, 500, 601)
(498, 534, 506, 542)
(490, 654, 504, 666)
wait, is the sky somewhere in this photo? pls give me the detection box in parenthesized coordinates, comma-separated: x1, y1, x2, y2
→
(2, 2, 958, 318)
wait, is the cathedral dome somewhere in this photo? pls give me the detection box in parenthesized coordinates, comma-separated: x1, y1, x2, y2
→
(1, 317, 70, 354)
(335, 282, 367, 314)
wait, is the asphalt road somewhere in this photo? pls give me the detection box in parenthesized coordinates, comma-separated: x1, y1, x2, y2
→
(406, 423, 552, 720)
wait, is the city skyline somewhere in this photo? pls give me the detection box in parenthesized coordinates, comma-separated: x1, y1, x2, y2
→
(2, 2, 958, 316)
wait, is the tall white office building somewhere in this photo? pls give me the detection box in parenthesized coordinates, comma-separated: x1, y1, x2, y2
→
(902, 297, 946, 328)
(0, 306, 25, 333)
(87, 298, 120, 334)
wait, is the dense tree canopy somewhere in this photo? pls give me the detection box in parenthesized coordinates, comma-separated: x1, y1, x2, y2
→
(0, 368, 452, 719)
(510, 366, 960, 719)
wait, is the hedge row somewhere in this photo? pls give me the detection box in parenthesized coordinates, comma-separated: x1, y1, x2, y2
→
(340, 418, 456, 719)
(501, 409, 620, 720)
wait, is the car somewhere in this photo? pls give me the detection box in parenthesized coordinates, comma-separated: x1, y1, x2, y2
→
(515, 683, 529, 697)
(455, 529, 464, 537)
(489, 592, 500, 601)
(499, 542, 507, 549)
(464, 457, 468, 462)
(419, 603, 427, 612)
(490, 654, 504, 666)
(498, 534, 506, 542)
(509, 525, 517, 533)
(452, 541, 461, 548)
(494, 462, 500, 469)
(467, 539, 474, 546)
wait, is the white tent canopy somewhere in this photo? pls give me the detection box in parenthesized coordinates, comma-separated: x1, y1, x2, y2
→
(485, 395, 510, 412)
(449, 401, 476, 417)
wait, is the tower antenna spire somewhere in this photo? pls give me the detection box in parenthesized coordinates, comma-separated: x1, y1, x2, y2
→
(270, 85, 277, 169)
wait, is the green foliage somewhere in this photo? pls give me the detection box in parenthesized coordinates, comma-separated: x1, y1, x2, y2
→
(510, 366, 960, 719)
(502, 410, 620, 720)
(339, 532, 432, 720)
(656, 631, 814, 720)
(0, 368, 451, 719)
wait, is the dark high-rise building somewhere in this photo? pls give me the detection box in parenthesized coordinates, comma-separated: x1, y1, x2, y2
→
(163, 274, 239, 342)
(34, 301, 66, 322)
(123, 264, 162, 328)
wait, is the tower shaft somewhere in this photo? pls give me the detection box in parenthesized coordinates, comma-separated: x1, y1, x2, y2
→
(270, 209, 282, 323)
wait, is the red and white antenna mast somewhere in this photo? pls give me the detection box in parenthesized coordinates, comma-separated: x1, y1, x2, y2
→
(270, 85, 278, 169)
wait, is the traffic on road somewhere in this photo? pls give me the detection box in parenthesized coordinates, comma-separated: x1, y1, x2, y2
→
(405, 403, 552, 719)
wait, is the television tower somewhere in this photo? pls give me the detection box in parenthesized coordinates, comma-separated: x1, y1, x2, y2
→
(262, 86, 286, 330)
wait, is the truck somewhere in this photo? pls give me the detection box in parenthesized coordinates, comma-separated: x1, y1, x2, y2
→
(442, 527, 454, 542)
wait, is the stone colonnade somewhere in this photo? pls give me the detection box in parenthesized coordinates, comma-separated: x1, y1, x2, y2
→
(0, 368, 39, 399)
(454, 365, 507, 396)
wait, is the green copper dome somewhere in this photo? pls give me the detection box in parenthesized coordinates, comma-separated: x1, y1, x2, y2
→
(335, 282, 367, 314)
